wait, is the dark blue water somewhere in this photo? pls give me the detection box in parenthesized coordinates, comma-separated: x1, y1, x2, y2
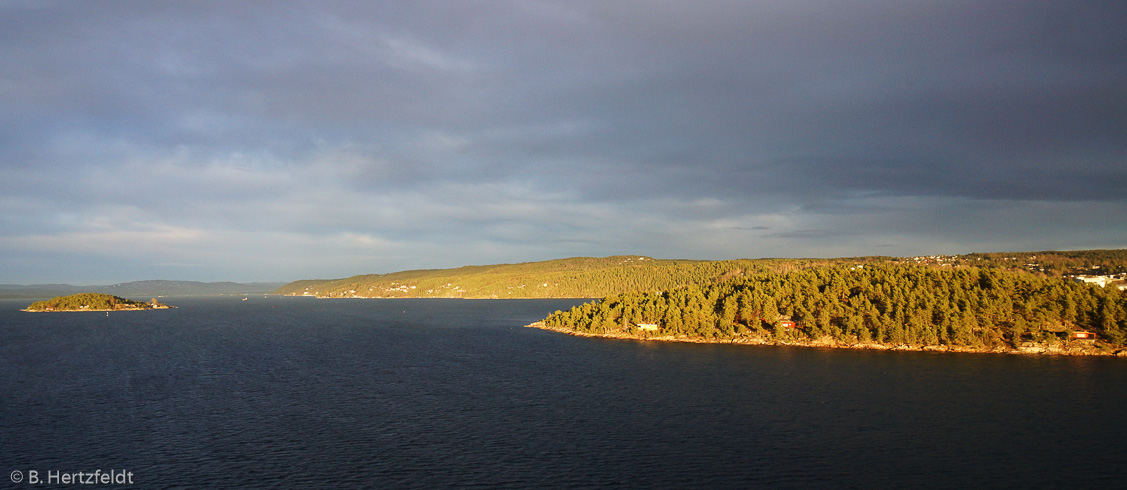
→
(2, 297, 1126, 489)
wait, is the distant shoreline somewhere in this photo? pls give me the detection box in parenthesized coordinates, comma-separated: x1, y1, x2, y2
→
(525, 322, 1127, 357)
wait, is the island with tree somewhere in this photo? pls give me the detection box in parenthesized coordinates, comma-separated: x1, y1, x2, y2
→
(23, 293, 174, 312)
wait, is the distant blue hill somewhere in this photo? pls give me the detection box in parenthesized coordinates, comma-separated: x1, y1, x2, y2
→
(0, 280, 284, 300)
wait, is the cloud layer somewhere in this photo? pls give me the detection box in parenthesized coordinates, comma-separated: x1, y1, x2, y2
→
(2, 1, 1126, 283)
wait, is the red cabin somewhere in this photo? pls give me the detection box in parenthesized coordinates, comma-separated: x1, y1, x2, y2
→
(1072, 331, 1096, 340)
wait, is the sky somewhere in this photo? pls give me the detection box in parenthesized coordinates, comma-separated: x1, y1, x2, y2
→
(2, 1, 1126, 284)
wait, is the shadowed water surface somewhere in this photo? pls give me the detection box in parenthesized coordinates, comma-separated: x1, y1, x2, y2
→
(2, 297, 1126, 488)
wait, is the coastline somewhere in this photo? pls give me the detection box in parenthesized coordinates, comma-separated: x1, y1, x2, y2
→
(21, 306, 174, 313)
(525, 322, 1127, 357)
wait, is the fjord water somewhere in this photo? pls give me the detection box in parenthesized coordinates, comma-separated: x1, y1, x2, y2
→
(2, 297, 1126, 489)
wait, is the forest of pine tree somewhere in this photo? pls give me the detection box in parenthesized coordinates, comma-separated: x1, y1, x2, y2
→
(541, 264, 1127, 351)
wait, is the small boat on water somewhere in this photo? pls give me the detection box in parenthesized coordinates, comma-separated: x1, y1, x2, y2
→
(242, 297, 248, 301)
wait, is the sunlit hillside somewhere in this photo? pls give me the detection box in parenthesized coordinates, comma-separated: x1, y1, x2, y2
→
(274, 249, 1127, 300)
(273, 255, 891, 299)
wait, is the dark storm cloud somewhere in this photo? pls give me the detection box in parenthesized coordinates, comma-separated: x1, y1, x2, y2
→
(1, 0, 1125, 283)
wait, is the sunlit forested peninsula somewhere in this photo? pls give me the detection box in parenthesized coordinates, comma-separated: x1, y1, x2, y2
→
(24, 293, 173, 312)
(534, 263, 1127, 356)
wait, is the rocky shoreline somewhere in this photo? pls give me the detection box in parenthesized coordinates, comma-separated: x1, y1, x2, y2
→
(21, 306, 173, 312)
(525, 322, 1127, 357)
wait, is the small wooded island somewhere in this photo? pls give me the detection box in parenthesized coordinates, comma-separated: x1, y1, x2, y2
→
(23, 293, 174, 312)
